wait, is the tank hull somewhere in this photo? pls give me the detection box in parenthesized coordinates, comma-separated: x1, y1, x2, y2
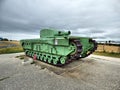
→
(20, 29, 97, 66)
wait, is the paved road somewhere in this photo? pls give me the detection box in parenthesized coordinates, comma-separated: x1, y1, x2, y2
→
(0, 53, 120, 90)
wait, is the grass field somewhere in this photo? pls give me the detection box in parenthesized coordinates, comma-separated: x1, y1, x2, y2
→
(0, 41, 24, 54)
(0, 41, 20, 46)
(0, 47, 23, 54)
(93, 51, 120, 58)
(95, 44, 120, 58)
(97, 44, 120, 53)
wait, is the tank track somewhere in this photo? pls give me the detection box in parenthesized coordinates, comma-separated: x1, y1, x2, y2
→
(66, 39, 82, 64)
(25, 39, 82, 66)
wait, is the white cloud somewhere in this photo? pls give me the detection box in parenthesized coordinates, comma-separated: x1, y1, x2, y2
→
(0, 31, 39, 40)
(0, 0, 120, 41)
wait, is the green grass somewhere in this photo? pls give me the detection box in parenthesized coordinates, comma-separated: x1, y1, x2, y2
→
(0, 41, 23, 54)
(0, 46, 24, 54)
(93, 51, 120, 58)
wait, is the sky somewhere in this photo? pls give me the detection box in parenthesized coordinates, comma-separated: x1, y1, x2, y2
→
(0, 0, 120, 41)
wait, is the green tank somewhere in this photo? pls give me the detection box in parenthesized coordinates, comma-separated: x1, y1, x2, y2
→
(20, 29, 97, 66)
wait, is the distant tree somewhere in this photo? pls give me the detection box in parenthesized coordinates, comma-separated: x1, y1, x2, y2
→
(105, 41, 107, 45)
(108, 40, 111, 44)
(3, 38, 9, 41)
(108, 40, 111, 45)
(0, 37, 3, 41)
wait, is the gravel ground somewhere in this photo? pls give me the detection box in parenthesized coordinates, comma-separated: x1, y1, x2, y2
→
(0, 53, 120, 90)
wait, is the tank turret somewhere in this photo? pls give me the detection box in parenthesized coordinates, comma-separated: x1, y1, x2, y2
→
(40, 29, 71, 38)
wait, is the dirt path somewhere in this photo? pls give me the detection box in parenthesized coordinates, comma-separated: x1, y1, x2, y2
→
(0, 53, 120, 90)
